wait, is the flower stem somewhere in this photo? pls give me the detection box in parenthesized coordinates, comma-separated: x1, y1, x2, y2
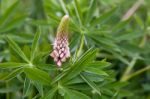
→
(120, 55, 138, 81)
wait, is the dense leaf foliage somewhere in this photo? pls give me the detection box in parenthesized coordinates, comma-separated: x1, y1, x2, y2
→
(0, 0, 150, 99)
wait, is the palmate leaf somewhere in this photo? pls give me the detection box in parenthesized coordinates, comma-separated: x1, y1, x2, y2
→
(62, 48, 98, 83)
(24, 67, 51, 86)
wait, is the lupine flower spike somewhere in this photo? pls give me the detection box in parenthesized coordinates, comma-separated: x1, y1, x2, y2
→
(50, 15, 70, 67)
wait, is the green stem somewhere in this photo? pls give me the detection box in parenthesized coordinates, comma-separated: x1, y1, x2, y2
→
(76, 34, 84, 58)
(120, 55, 138, 81)
(124, 66, 150, 81)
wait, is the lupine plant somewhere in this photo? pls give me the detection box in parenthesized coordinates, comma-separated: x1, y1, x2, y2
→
(0, 0, 150, 99)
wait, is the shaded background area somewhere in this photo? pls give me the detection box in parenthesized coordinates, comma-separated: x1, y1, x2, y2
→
(0, 0, 150, 99)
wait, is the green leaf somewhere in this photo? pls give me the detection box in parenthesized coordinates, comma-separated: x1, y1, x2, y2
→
(112, 52, 129, 65)
(63, 48, 98, 82)
(34, 82, 43, 97)
(85, 0, 97, 24)
(37, 64, 57, 71)
(2, 67, 23, 81)
(0, 15, 27, 33)
(51, 71, 68, 85)
(66, 83, 90, 91)
(64, 88, 91, 99)
(84, 67, 108, 76)
(84, 61, 111, 68)
(0, 1, 19, 26)
(117, 89, 133, 97)
(46, 12, 60, 23)
(32, 94, 40, 99)
(0, 62, 27, 69)
(112, 19, 131, 32)
(23, 78, 31, 97)
(6, 36, 30, 63)
(90, 8, 117, 26)
(106, 82, 129, 89)
(88, 34, 121, 52)
(66, 74, 104, 85)
(24, 67, 51, 86)
(31, 28, 41, 61)
(32, 51, 50, 64)
(43, 87, 57, 99)
(23, 45, 31, 59)
(115, 31, 144, 42)
(74, 0, 83, 25)
(80, 73, 101, 96)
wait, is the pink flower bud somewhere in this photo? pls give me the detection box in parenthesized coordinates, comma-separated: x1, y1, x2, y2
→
(50, 15, 70, 67)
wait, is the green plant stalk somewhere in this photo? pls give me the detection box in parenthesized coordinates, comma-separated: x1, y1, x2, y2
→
(120, 56, 138, 81)
(76, 34, 84, 58)
(124, 66, 150, 81)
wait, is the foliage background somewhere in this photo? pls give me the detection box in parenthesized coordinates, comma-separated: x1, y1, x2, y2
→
(0, 0, 150, 99)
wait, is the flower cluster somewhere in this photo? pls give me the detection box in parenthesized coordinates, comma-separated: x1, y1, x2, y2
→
(50, 15, 70, 67)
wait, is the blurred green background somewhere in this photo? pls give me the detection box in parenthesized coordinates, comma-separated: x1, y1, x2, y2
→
(0, 0, 150, 99)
